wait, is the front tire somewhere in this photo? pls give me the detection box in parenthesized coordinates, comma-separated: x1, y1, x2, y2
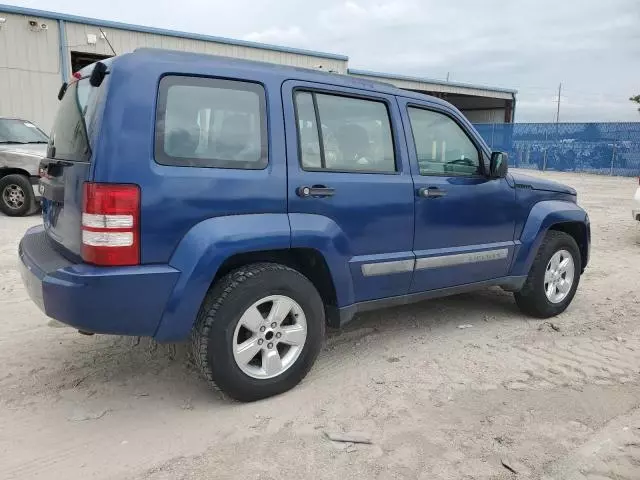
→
(192, 263, 325, 402)
(515, 231, 581, 318)
(0, 174, 34, 217)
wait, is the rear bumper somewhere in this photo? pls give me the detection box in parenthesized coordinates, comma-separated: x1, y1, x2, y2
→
(19, 226, 180, 336)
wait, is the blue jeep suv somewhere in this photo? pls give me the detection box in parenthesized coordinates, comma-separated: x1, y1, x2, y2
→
(19, 49, 590, 401)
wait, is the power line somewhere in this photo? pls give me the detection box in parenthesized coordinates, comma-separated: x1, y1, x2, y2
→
(488, 84, 630, 100)
(526, 90, 626, 98)
(99, 28, 117, 56)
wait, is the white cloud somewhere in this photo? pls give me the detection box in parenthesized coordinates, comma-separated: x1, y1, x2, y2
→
(329, 0, 414, 19)
(243, 26, 305, 45)
(318, 0, 421, 32)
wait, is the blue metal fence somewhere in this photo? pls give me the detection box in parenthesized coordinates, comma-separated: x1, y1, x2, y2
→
(473, 122, 640, 177)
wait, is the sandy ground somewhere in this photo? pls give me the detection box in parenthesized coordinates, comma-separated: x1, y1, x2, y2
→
(1, 170, 639, 480)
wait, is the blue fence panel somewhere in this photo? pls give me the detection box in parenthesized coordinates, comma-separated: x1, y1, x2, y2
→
(473, 122, 640, 177)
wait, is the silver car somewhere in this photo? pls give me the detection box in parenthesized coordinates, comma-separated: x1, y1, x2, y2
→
(0, 117, 48, 216)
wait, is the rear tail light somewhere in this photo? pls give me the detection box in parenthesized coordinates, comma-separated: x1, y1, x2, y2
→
(82, 183, 140, 266)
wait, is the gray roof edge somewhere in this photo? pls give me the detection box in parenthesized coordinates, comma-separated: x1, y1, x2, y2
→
(348, 68, 518, 95)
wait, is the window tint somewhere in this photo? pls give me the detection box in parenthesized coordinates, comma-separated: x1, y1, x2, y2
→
(408, 108, 480, 176)
(294, 91, 395, 173)
(295, 92, 322, 169)
(155, 76, 267, 169)
(48, 80, 92, 162)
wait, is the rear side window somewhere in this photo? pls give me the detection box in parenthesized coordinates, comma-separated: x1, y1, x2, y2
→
(155, 76, 267, 169)
(294, 91, 396, 173)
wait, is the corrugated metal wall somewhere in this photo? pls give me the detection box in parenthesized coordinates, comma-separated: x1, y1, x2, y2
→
(0, 12, 347, 132)
(463, 109, 507, 123)
(64, 23, 347, 74)
(0, 12, 62, 132)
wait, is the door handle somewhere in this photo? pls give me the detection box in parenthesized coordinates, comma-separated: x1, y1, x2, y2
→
(418, 187, 447, 199)
(297, 185, 335, 198)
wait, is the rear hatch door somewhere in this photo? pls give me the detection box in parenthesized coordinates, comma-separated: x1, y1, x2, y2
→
(41, 70, 108, 259)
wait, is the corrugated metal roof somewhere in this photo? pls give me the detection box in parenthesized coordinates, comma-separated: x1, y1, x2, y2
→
(0, 4, 349, 61)
(348, 68, 518, 95)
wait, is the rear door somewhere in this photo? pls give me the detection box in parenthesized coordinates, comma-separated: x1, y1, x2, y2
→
(40, 74, 108, 259)
(398, 97, 517, 293)
(283, 80, 415, 303)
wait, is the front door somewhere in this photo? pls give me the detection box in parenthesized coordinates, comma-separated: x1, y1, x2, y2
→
(398, 98, 518, 293)
(283, 81, 415, 304)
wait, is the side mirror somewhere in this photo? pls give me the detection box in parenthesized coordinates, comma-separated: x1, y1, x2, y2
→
(89, 61, 108, 87)
(57, 82, 67, 101)
(489, 151, 508, 178)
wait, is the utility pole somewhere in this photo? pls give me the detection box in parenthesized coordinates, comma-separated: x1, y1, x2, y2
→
(446, 72, 450, 82)
(555, 82, 562, 123)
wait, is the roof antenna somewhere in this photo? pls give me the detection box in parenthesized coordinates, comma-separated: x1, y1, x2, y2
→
(99, 28, 117, 56)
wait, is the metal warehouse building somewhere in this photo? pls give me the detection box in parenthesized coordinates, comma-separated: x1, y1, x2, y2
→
(0, 4, 516, 132)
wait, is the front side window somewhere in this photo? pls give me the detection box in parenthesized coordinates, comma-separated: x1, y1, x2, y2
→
(408, 107, 480, 176)
(155, 76, 267, 169)
(294, 91, 396, 173)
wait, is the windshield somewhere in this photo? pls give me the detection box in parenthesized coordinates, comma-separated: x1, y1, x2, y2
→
(0, 118, 48, 144)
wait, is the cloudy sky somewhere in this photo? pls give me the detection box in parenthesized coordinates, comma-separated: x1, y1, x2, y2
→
(12, 0, 640, 121)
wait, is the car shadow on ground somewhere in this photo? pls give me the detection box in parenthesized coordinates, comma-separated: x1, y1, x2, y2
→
(331, 286, 521, 339)
(4, 286, 527, 409)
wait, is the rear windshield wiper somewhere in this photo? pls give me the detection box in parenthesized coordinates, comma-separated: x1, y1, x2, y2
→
(26, 141, 49, 144)
(0, 141, 28, 144)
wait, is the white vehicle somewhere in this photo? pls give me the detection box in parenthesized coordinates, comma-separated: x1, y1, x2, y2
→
(634, 178, 640, 222)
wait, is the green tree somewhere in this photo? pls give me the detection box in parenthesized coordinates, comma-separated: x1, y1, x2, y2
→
(631, 94, 640, 112)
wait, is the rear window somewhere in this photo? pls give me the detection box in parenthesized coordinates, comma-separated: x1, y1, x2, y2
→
(155, 76, 267, 169)
(294, 91, 396, 173)
(48, 77, 105, 162)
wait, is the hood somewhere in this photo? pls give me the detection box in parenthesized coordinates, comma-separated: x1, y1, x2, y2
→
(509, 172, 577, 196)
(0, 144, 47, 176)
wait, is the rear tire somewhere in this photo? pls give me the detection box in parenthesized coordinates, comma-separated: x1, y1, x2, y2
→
(0, 174, 34, 217)
(191, 263, 325, 402)
(515, 231, 581, 318)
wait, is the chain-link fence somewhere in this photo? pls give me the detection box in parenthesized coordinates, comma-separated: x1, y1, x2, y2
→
(473, 122, 640, 177)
